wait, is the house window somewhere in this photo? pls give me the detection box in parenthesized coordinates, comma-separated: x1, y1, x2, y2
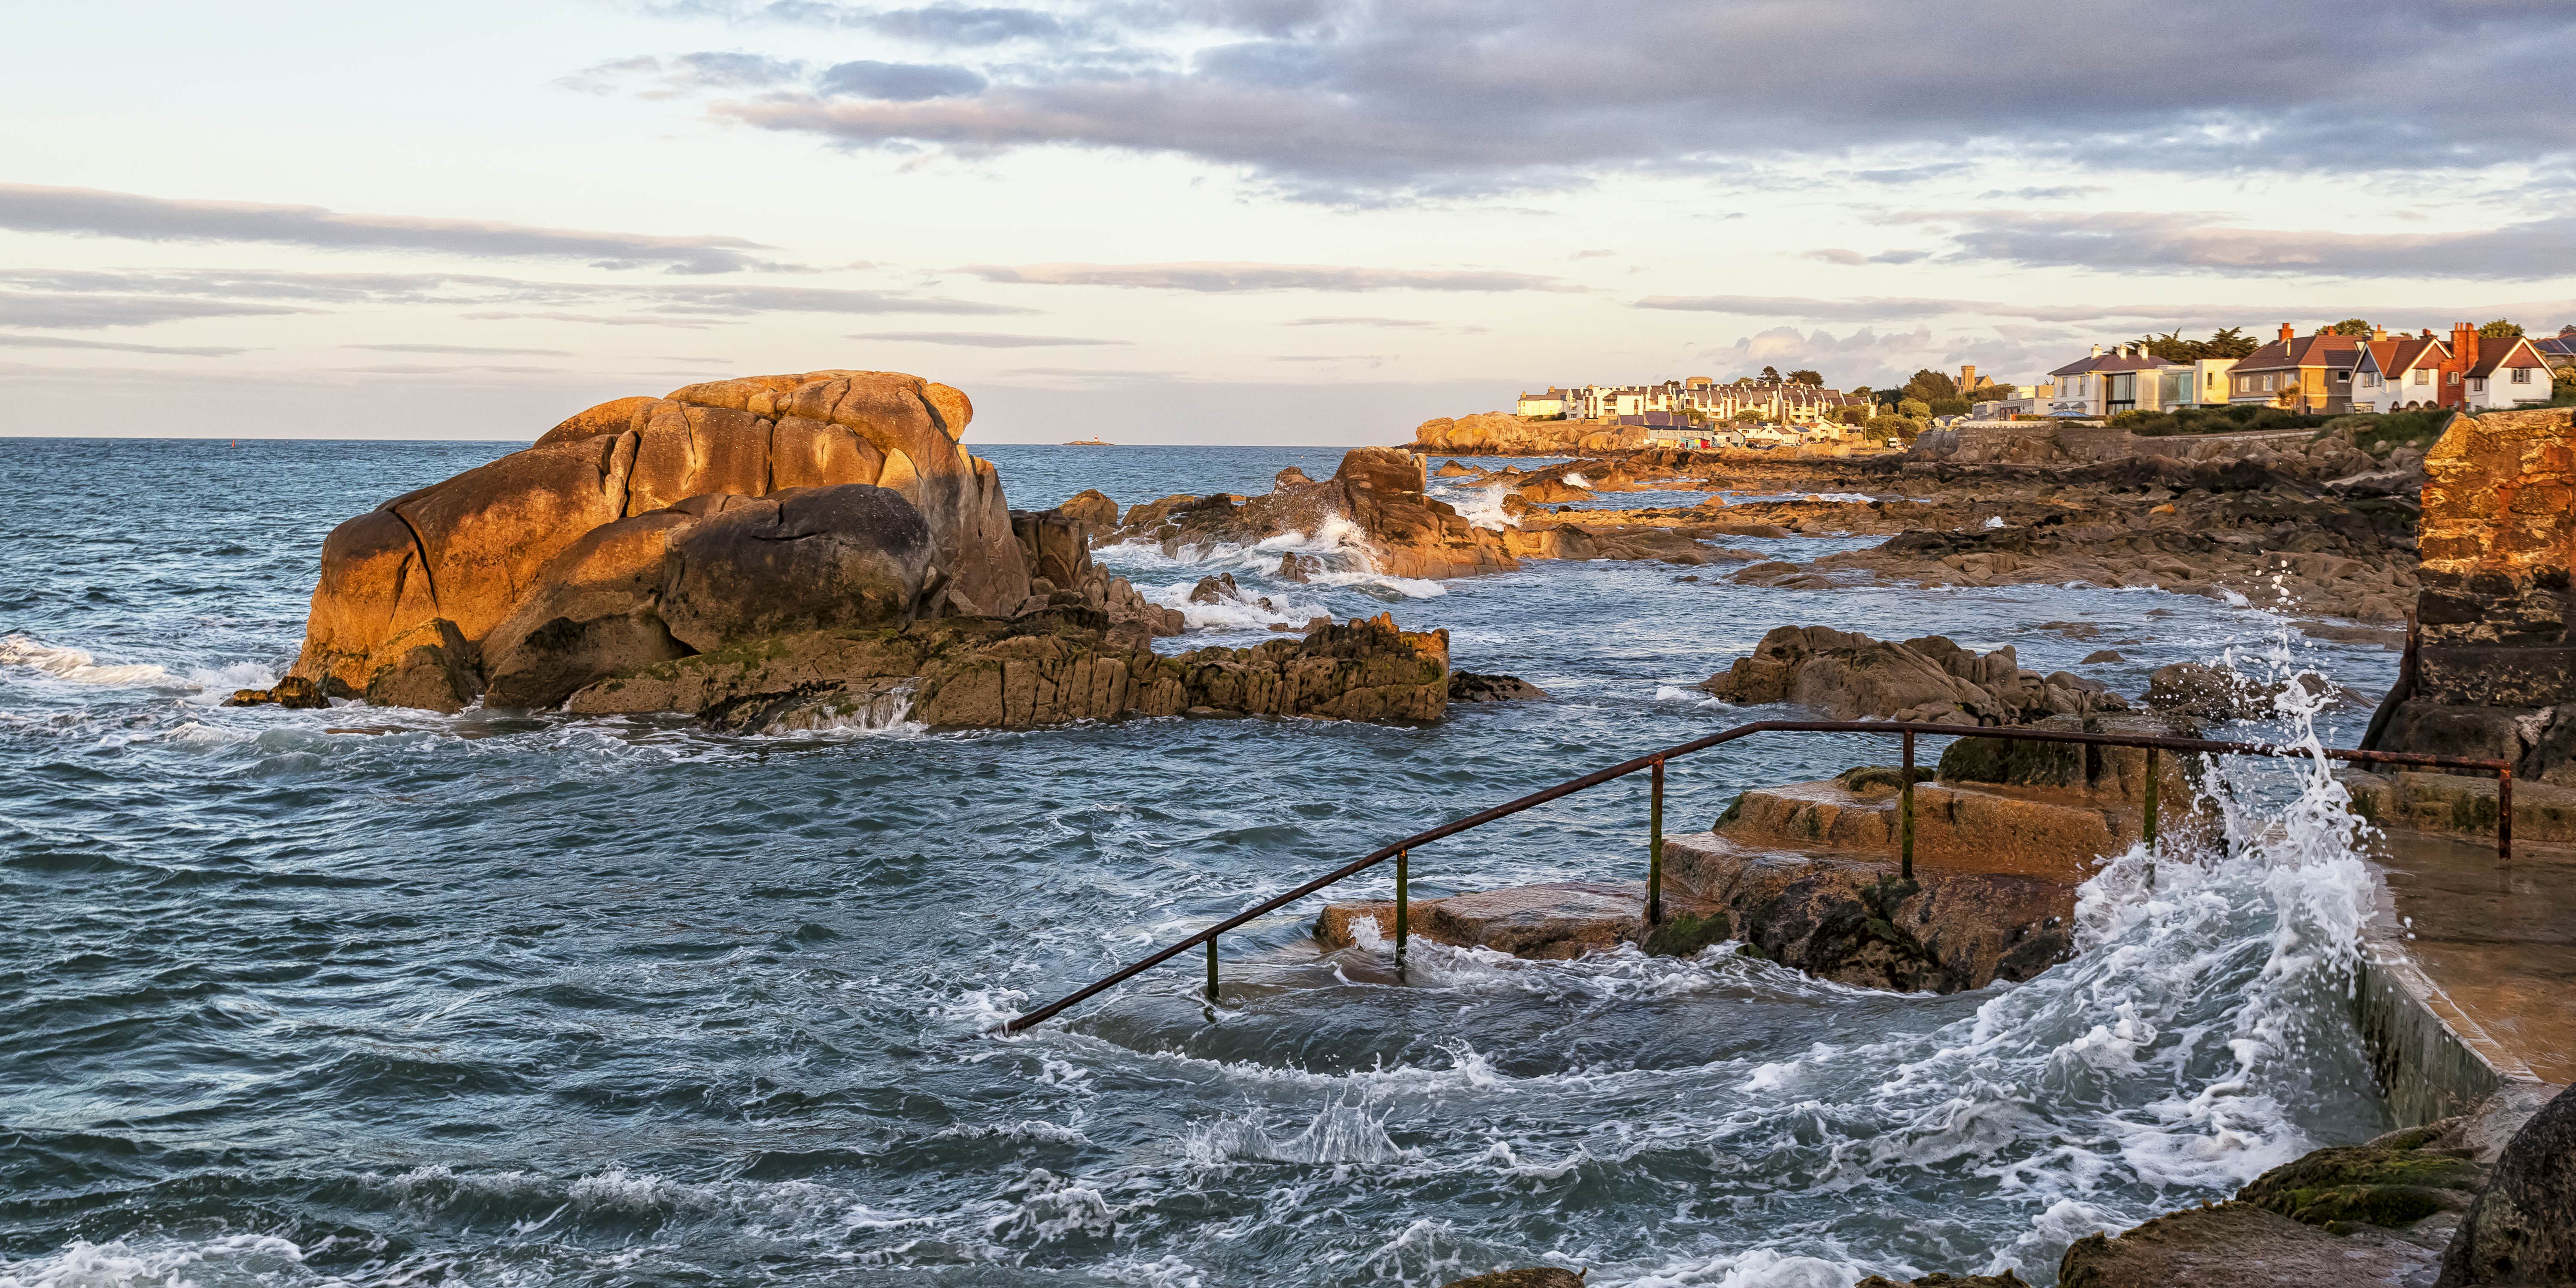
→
(2470, 378, 2486, 393)
(2336, 371, 2349, 383)
(2413, 368, 2430, 385)
(2448, 371, 2459, 384)
(2512, 367, 2533, 384)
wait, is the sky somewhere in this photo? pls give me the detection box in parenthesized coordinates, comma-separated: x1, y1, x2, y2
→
(4, 0, 2575, 444)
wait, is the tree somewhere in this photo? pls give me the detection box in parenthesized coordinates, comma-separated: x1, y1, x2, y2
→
(2140, 330, 2199, 362)
(1861, 415, 1919, 444)
(1731, 409, 1763, 425)
(2203, 327, 2259, 358)
(1759, 365, 1782, 383)
(1785, 368, 1823, 386)
(2479, 318, 2524, 338)
(1902, 369, 1957, 403)
(1929, 397, 1970, 417)
(2319, 318, 2374, 336)
(1897, 397, 1932, 420)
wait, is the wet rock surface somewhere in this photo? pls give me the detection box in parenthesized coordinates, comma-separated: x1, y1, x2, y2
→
(1449, 671, 1549, 702)
(1700, 625, 2128, 724)
(1440, 1268, 1586, 1288)
(2438, 1081, 2576, 1286)
(1108, 447, 1517, 580)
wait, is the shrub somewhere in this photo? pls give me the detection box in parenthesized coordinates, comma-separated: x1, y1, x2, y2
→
(1897, 398, 1931, 420)
(1928, 397, 1970, 416)
(1862, 415, 1920, 443)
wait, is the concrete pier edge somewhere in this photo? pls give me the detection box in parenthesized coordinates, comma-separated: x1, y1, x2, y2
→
(2354, 879, 2542, 1127)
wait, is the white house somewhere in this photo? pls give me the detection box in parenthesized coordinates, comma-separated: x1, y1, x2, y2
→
(2463, 333, 2554, 410)
(2047, 344, 2182, 416)
(2348, 331, 2451, 414)
(1516, 389, 1569, 418)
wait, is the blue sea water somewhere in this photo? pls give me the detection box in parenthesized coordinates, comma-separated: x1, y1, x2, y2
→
(1, 438, 2401, 1287)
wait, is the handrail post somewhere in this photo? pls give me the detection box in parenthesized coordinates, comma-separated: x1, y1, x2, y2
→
(1648, 757, 1665, 924)
(1205, 934, 1218, 1002)
(1394, 848, 1409, 967)
(2143, 746, 2160, 891)
(1900, 729, 1916, 881)
(2499, 766, 2513, 862)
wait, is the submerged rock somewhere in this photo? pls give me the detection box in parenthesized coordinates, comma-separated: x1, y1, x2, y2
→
(1449, 671, 1549, 702)
(1854, 1273, 2029, 1288)
(1440, 1269, 1585, 1288)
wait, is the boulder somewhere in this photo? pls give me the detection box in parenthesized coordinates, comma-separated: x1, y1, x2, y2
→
(1411, 411, 1641, 456)
(1054, 488, 1120, 532)
(2056, 1201, 2442, 1288)
(1449, 672, 1549, 702)
(289, 370, 1030, 696)
(2438, 1082, 2576, 1285)
(1433, 460, 1481, 477)
(1854, 1275, 2028, 1288)
(2142, 661, 2285, 720)
(1699, 625, 2129, 725)
(1104, 447, 1517, 581)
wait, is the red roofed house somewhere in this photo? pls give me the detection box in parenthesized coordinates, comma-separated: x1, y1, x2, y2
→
(2350, 323, 2557, 413)
(2227, 322, 2365, 412)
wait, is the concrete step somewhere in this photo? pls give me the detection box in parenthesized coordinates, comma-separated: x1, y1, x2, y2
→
(2345, 769, 2576, 845)
(1314, 881, 1727, 961)
(1714, 778, 2146, 883)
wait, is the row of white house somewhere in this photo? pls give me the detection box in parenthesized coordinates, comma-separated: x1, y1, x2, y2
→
(1518, 377, 1860, 426)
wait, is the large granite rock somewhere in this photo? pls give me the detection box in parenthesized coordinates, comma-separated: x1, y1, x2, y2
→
(2373, 408, 2576, 793)
(1107, 447, 1517, 580)
(1700, 625, 2129, 725)
(567, 610, 1449, 732)
(2438, 1081, 2576, 1286)
(289, 370, 1030, 698)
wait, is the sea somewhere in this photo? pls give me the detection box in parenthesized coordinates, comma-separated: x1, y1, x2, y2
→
(0, 438, 2405, 1287)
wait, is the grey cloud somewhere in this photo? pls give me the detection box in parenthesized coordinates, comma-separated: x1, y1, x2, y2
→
(961, 261, 1576, 292)
(344, 342, 577, 356)
(1976, 185, 2109, 200)
(1570, 249, 1616, 260)
(0, 183, 785, 274)
(0, 333, 252, 356)
(848, 329, 1124, 345)
(699, 0, 2576, 201)
(1905, 210, 2576, 281)
(0, 292, 316, 330)
(819, 59, 989, 99)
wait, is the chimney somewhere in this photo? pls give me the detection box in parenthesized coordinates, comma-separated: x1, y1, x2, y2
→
(2452, 321, 2478, 369)
(2089, 343, 2102, 357)
(2422, 328, 2434, 339)
(2372, 325, 2386, 341)
(2278, 322, 2295, 342)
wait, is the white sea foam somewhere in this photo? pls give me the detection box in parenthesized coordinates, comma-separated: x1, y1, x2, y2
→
(1444, 484, 1516, 532)
(1561, 472, 1591, 489)
(0, 635, 176, 688)
(0, 1233, 310, 1288)
(1807, 492, 1877, 504)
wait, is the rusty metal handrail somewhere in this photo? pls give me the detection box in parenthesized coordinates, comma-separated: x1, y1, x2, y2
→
(993, 719, 2512, 1033)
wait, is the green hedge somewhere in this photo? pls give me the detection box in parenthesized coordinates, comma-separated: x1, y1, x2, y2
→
(2111, 405, 2336, 437)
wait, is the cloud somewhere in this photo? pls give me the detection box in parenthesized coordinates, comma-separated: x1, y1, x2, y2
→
(0, 183, 788, 274)
(1976, 185, 2109, 200)
(1803, 248, 1930, 266)
(0, 333, 251, 356)
(337, 363, 569, 374)
(0, 267, 1023, 331)
(654, 1, 1078, 44)
(1637, 294, 2263, 323)
(1287, 315, 1438, 328)
(1903, 210, 2576, 281)
(344, 342, 576, 356)
(0, 291, 316, 330)
(1570, 249, 1617, 260)
(847, 329, 1124, 345)
(818, 59, 988, 99)
(959, 261, 1576, 292)
(558, 52, 808, 97)
(694, 0, 2576, 201)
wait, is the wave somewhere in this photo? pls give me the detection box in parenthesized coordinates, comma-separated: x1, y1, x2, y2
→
(0, 635, 178, 688)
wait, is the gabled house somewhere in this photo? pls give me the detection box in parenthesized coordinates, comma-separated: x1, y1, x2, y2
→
(2460, 328, 2554, 410)
(2531, 327, 2576, 370)
(2227, 323, 2365, 412)
(2047, 344, 2182, 416)
(2348, 329, 2451, 414)
(1516, 389, 1570, 419)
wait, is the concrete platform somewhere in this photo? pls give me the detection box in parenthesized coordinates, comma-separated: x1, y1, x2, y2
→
(2369, 829, 2576, 1092)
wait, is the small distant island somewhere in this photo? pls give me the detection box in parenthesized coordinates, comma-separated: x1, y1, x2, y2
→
(1063, 436, 1114, 446)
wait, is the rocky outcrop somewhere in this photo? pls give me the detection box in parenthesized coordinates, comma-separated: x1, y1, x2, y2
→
(288, 370, 1030, 701)
(2438, 1082, 2576, 1285)
(1855, 1274, 2028, 1288)
(1699, 625, 2129, 725)
(2371, 407, 2576, 787)
(1107, 447, 1518, 580)
(1440, 1270, 1585, 1288)
(569, 610, 1449, 732)
(1449, 672, 1548, 702)
(1411, 412, 1646, 456)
